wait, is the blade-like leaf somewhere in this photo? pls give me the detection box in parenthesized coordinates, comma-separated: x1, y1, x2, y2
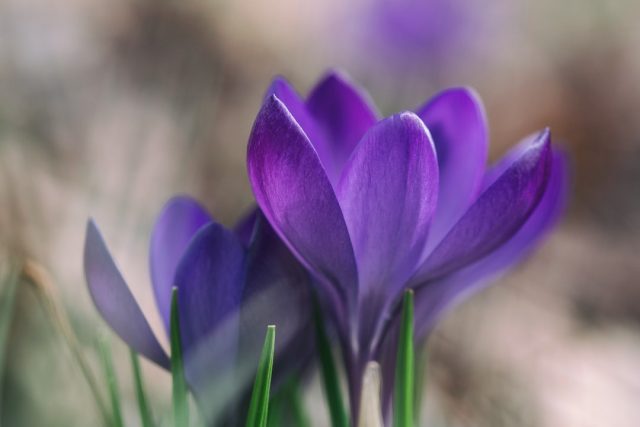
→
(246, 325, 276, 427)
(266, 391, 284, 427)
(394, 290, 415, 427)
(171, 287, 189, 427)
(130, 350, 155, 427)
(0, 266, 19, 418)
(314, 300, 349, 427)
(99, 336, 124, 427)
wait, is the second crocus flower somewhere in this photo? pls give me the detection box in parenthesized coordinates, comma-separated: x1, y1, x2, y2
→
(246, 71, 568, 420)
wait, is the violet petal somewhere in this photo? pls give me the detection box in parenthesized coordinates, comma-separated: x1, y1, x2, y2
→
(416, 87, 488, 253)
(337, 113, 438, 351)
(247, 95, 359, 304)
(84, 220, 170, 368)
(414, 129, 552, 282)
(416, 148, 569, 335)
(150, 196, 211, 334)
(306, 71, 379, 185)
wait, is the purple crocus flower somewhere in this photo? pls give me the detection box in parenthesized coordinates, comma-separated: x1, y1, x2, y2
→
(246, 71, 568, 420)
(83, 196, 311, 423)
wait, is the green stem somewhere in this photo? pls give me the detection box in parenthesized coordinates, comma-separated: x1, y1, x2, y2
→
(170, 288, 189, 427)
(99, 336, 124, 427)
(130, 350, 155, 427)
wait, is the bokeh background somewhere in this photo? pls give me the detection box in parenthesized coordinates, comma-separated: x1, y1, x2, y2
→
(1, 0, 640, 425)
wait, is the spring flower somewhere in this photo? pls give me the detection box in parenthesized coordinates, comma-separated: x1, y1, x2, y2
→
(83, 196, 311, 423)
(246, 71, 568, 419)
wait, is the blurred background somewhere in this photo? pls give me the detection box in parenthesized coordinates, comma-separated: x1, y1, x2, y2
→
(1, 0, 640, 425)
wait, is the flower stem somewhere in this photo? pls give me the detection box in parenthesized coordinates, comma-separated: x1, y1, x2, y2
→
(170, 287, 189, 427)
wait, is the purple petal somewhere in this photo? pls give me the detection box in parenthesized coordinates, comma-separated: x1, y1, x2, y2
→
(174, 221, 246, 356)
(247, 95, 358, 306)
(411, 148, 569, 339)
(416, 87, 488, 252)
(337, 112, 438, 296)
(481, 132, 538, 191)
(173, 221, 246, 395)
(150, 196, 211, 334)
(241, 213, 314, 390)
(84, 220, 170, 368)
(414, 129, 553, 282)
(306, 71, 379, 185)
(265, 77, 322, 148)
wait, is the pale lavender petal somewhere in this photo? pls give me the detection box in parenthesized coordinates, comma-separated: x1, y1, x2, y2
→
(416, 87, 488, 252)
(306, 71, 379, 184)
(247, 95, 358, 306)
(150, 196, 211, 334)
(338, 112, 438, 295)
(414, 129, 553, 282)
(84, 220, 170, 368)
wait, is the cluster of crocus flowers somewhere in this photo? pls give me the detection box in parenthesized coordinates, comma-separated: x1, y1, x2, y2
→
(247, 71, 567, 420)
(83, 70, 567, 426)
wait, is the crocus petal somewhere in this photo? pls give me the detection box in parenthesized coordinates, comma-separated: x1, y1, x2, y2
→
(84, 220, 170, 368)
(338, 112, 438, 295)
(173, 221, 246, 396)
(306, 71, 379, 185)
(416, 87, 488, 252)
(242, 213, 314, 390)
(173, 221, 245, 356)
(150, 196, 211, 334)
(414, 129, 552, 282)
(247, 95, 359, 305)
(265, 77, 322, 147)
(414, 147, 569, 338)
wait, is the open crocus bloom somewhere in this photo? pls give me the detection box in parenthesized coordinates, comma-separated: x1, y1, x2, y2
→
(83, 196, 311, 423)
(247, 71, 568, 418)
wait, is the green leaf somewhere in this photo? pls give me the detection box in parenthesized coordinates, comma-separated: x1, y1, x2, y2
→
(171, 287, 189, 427)
(246, 325, 276, 427)
(266, 392, 284, 427)
(99, 335, 124, 427)
(0, 266, 20, 417)
(130, 349, 155, 427)
(314, 299, 349, 427)
(394, 290, 415, 427)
